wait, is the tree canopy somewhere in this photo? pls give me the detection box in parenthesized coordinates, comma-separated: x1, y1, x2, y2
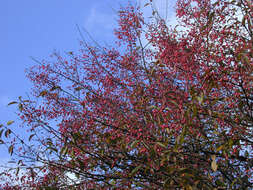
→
(0, 0, 252, 189)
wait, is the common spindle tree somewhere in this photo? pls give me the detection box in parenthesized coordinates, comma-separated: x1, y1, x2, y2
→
(0, 0, 252, 189)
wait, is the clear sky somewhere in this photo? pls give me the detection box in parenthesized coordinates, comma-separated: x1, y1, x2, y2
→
(0, 0, 176, 167)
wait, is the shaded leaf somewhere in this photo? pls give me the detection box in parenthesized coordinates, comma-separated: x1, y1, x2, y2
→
(8, 145, 14, 156)
(29, 134, 35, 141)
(16, 167, 20, 176)
(135, 46, 141, 51)
(18, 160, 23, 165)
(144, 3, 149, 7)
(39, 90, 48, 97)
(5, 129, 11, 138)
(74, 87, 83, 91)
(0, 129, 3, 138)
(7, 101, 18, 106)
(50, 86, 60, 91)
(242, 15, 246, 26)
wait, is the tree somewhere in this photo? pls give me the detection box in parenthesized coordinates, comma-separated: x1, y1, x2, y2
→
(0, 0, 252, 189)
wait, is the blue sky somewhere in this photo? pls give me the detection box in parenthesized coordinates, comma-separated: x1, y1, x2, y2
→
(0, 0, 124, 161)
(0, 0, 176, 166)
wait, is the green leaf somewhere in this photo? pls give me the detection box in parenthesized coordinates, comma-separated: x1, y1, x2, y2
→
(130, 165, 142, 176)
(18, 104, 23, 111)
(176, 129, 186, 145)
(7, 120, 14, 126)
(197, 93, 204, 104)
(150, 67, 156, 75)
(179, 135, 185, 144)
(142, 141, 149, 150)
(156, 142, 166, 148)
(192, 105, 197, 117)
(75, 173, 80, 179)
(208, 12, 215, 25)
(168, 99, 178, 107)
(244, 150, 249, 157)
(130, 140, 139, 149)
(48, 147, 58, 153)
(60, 146, 68, 156)
(147, 105, 157, 110)
(110, 179, 116, 186)
(228, 139, 234, 147)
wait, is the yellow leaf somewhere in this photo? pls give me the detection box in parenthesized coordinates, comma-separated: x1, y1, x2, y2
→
(7, 120, 14, 126)
(211, 159, 218, 172)
(211, 155, 216, 161)
(216, 145, 224, 152)
(211, 155, 218, 172)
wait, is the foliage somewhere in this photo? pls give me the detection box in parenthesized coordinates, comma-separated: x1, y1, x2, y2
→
(0, 0, 252, 189)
